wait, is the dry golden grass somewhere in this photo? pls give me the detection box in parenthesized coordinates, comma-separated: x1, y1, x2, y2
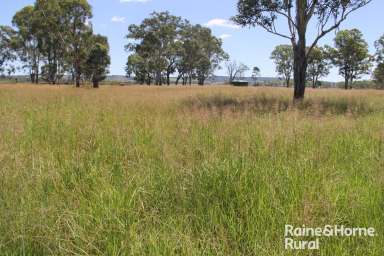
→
(0, 83, 383, 255)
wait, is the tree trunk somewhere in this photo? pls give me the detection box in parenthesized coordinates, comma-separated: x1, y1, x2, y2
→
(93, 80, 99, 88)
(293, 43, 307, 100)
(175, 74, 182, 85)
(286, 77, 290, 88)
(30, 73, 35, 84)
(75, 73, 81, 87)
(293, 0, 308, 101)
(344, 76, 349, 90)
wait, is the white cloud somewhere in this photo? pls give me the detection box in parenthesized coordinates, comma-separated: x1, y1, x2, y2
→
(120, 0, 150, 3)
(205, 19, 240, 29)
(111, 16, 126, 23)
(219, 34, 232, 39)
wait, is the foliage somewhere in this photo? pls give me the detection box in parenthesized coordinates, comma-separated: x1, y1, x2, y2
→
(8, 0, 108, 87)
(11, 6, 41, 82)
(307, 46, 330, 88)
(233, 0, 372, 99)
(373, 63, 384, 88)
(375, 35, 384, 62)
(0, 26, 17, 75)
(175, 24, 224, 85)
(191, 25, 228, 85)
(251, 66, 260, 81)
(84, 35, 110, 88)
(60, 0, 93, 87)
(126, 12, 228, 86)
(126, 12, 187, 85)
(270, 45, 293, 87)
(374, 35, 384, 89)
(327, 29, 372, 90)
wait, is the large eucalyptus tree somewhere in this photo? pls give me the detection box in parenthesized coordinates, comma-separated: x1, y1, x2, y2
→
(233, 0, 372, 100)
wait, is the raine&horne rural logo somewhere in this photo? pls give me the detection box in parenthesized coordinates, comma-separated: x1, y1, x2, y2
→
(284, 224, 376, 250)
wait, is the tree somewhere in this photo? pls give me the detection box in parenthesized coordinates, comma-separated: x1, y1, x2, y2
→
(191, 25, 228, 85)
(12, 6, 41, 83)
(374, 35, 384, 89)
(60, 0, 93, 87)
(126, 54, 150, 84)
(174, 25, 198, 85)
(233, 0, 372, 100)
(84, 35, 110, 88)
(8, 0, 107, 87)
(170, 23, 227, 86)
(271, 45, 293, 87)
(375, 35, 384, 63)
(327, 29, 372, 90)
(238, 63, 250, 79)
(307, 46, 330, 88)
(225, 60, 249, 83)
(33, 0, 70, 84)
(126, 14, 227, 86)
(373, 63, 384, 88)
(0, 26, 17, 76)
(226, 60, 238, 83)
(251, 66, 260, 83)
(126, 12, 187, 85)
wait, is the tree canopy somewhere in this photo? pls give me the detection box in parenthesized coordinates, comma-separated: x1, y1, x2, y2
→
(84, 35, 110, 88)
(375, 35, 384, 63)
(374, 35, 384, 88)
(307, 46, 330, 88)
(233, 0, 372, 99)
(327, 29, 372, 89)
(5, 0, 109, 87)
(126, 12, 228, 86)
(271, 45, 294, 88)
(0, 26, 17, 76)
(373, 63, 384, 88)
(251, 66, 260, 82)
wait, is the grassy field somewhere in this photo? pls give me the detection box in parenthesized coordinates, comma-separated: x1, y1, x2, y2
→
(0, 84, 383, 255)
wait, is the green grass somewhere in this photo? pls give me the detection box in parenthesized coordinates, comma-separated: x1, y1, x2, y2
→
(0, 84, 383, 255)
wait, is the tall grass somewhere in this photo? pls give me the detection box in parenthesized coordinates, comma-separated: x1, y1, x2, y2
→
(0, 84, 383, 255)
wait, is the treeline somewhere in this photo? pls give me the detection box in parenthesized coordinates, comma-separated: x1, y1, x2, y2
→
(270, 29, 384, 90)
(125, 12, 228, 86)
(0, 0, 110, 87)
(1, 1, 383, 90)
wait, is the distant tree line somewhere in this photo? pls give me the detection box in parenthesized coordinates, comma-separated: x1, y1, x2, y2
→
(125, 12, 228, 86)
(1, 0, 383, 92)
(0, 0, 110, 88)
(270, 29, 384, 90)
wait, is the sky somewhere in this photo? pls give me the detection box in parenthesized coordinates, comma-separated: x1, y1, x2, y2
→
(1, 0, 383, 82)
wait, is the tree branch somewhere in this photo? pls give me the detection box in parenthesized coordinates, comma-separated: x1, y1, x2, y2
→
(307, 0, 372, 56)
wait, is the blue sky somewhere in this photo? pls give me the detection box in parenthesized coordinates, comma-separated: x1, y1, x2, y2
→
(1, 0, 383, 81)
